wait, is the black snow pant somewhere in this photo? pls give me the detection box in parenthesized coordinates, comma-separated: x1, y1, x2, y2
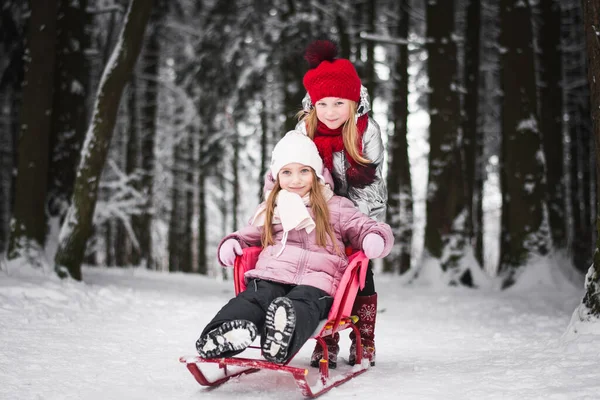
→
(201, 279, 333, 361)
(357, 261, 375, 296)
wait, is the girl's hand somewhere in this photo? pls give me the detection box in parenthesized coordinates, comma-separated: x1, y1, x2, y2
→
(362, 234, 385, 259)
(219, 239, 243, 266)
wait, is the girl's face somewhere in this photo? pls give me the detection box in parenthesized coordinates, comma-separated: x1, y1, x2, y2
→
(278, 163, 314, 197)
(315, 97, 351, 129)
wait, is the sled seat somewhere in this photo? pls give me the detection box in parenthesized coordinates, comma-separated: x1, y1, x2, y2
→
(180, 247, 371, 398)
(233, 246, 369, 338)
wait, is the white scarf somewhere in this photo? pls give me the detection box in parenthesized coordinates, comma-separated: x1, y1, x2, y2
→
(251, 183, 334, 256)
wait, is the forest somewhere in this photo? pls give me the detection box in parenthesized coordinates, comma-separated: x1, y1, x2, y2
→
(1, 0, 600, 318)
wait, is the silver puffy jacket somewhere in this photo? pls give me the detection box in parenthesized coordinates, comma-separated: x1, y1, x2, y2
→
(298, 87, 388, 222)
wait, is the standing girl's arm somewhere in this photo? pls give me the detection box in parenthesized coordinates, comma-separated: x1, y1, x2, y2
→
(347, 118, 388, 222)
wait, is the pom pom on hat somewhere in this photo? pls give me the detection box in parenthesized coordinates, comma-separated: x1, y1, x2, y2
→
(270, 130, 324, 183)
(304, 40, 338, 68)
(302, 40, 361, 103)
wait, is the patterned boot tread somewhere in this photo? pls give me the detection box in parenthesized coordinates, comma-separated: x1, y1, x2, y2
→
(196, 319, 257, 359)
(262, 297, 296, 363)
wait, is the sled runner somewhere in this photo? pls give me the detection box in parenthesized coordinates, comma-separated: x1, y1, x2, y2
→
(180, 247, 372, 398)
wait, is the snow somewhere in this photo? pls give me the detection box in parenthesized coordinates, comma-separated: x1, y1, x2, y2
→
(2, 262, 600, 400)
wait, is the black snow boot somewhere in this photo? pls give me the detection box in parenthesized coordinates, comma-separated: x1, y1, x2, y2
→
(196, 319, 257, 358)
(261, 297, 296, 363)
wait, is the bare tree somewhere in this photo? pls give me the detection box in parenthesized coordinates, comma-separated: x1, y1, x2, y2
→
(54, 0, 153, 280)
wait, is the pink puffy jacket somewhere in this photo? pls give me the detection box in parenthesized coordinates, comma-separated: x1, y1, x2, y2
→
(217, 196, 393, 296)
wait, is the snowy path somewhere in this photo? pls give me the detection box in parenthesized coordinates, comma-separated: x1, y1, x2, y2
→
(1, 266, 598, 400)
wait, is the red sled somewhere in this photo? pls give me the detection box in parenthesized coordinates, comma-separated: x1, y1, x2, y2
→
(180, 247, 372, 398)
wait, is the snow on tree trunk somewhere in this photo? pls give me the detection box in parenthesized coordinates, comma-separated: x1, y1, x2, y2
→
(7, 0, 58, 267)
(54, 0, 153, 280)
(423, 0, 475, 286)
(497, 0, 551, 289)
(384, 0, 412, 275)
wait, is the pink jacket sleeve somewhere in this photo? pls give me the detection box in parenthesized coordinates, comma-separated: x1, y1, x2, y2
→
(336, 197, 394, 258)
(216, 224, 263, 267)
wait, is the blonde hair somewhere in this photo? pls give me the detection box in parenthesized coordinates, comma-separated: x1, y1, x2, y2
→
(261, 169, 340, 253)
(296, 101, 372, 165)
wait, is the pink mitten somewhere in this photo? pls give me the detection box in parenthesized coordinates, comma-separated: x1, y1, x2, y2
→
(219, 239, 243, 266)
(362, 234, 385, 259)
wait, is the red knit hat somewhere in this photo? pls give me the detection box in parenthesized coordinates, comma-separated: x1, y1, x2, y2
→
(302, 40, 361, 103)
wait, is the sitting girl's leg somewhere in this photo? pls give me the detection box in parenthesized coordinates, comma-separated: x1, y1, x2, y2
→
(197, 280, 287, 358)
(262, 285, 333, 363)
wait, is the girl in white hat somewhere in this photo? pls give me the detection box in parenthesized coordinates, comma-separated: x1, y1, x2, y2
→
(196, 131, 393, 364)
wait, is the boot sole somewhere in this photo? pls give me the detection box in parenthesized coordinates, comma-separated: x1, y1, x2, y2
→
(196, 319, 257, 358)
(262, 297, 296, 363)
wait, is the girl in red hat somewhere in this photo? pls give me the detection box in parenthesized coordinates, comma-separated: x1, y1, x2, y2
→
(298, 40, 388, 368)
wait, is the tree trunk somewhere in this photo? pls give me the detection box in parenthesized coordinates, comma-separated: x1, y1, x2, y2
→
(197, 132, 207, 275)
(232, 135, 239, 231)
(0, 87, 14, 254)
(47, 0, 90, 225)
(168, 141, 183, 272)
(462, 0, 483, 268)
(581, 0, 600, 317)
(279, 4, 318, 133)
(424, 0, 473, 286)
(168, 133, 192, 273)
(498, 0, 550, 288)
(361, 0, 376, 108)
(138, 3, 163, 269)
(116, 79, 141, 266)
(7, 0, 58, 265)
(184, 134, 194, 273)
(384, 0, 412, 275)
(258, 98, 268, 200)
(1, 2, 25, 255)
(564, 1, 594, 273)
(539, 0, 566, 250)
(54, 0, 153, 280)
(336, 14, 350, 60)
(104, 220, 115, 266)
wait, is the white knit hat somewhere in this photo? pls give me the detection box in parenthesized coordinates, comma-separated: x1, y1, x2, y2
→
(270, 130, 324, 182)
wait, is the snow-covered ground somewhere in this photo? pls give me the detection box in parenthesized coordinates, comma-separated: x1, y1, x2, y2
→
(1, 264, 599, 400)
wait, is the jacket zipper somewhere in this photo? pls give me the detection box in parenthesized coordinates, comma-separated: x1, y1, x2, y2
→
(295, 230, 308, 284)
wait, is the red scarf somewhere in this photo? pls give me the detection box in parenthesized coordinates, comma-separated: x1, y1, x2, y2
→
(312, 114, 376, 189)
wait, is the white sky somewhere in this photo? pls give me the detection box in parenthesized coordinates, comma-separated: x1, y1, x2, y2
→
(1, 261, 599, 400)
